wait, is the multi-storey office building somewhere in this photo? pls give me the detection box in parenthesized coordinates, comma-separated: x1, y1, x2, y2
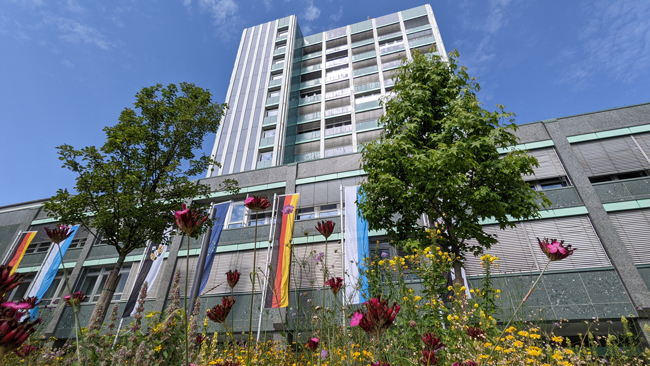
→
(2, 6, 650, 342)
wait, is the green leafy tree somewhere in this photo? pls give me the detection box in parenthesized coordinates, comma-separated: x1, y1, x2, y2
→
(358, 51, 549, 284)
(43, 83, 238, 324)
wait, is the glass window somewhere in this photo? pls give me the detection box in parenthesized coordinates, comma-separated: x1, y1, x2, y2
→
(263, 130, 276, 138)
(268, 91, 280, 98)
(297, 207, 316, 220)
(228, 203, 246, 228)
(273, 58, 284, 65)
(319, 204, 339, 217)
(42, 277, 63, 303)
(266, 108, 279, 117)
(259, 152, 273, 161)
(271, 74, 283, 81)
(9, 277, 32, 301)
(76, 269, 100, 303)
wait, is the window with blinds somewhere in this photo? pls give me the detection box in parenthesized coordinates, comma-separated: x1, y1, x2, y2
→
(523, 147, 567, 181)
(609, 209, 650, 265)
(464, 216, 611, 276)
(572, 136, 650, 177)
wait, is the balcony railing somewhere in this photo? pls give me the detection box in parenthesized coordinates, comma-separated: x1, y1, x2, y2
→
(355, 100, 381, 111)
(379, 42, 405, 54)
(296, 130, 321, 143)
(256, 159, 272, 169)
(405, 24, 432, 35)
(325, 124, 352, 136)
(377, 31, 402, 41)
(265, 96, 280, 106)
(354, 82, 381, 94)
(408, 36, 436, 48)
(295, 151, 320, 162)
(325, 57, 349, 68)
(262, 115, 277, 127)
(271, 63, 285, 72)
(259, 136, 275, 148)
(350, 38, 375, 48)
(326, 71, 349, 83)
(325, 88, 350, 100)
(352, 50, 376, 61)
(268, 78, 282, 88)
(300, 64, 321, 74)
(382, 60, 401, 70)
(324, 145, 353, 157)
(324, 105, 352, 117)
(301, 51, 322, 61)
(298, 94, 321, 106)
(273, 47, 286, 56)
(353, 65, 378, 77)
(297, 112, 321, 123)
(299, 78, 322, 89)
(326, 44, 349, 54)
(356, 119, 381, 131)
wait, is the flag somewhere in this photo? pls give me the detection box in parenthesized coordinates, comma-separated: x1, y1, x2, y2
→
(264, 194, 299, 308)
(344, 186, 369, 304)
(28, 225, 79, 319)
(196, 202, 231, 294)
(122, 241, 168, 317)
(4, 231, 37, 274)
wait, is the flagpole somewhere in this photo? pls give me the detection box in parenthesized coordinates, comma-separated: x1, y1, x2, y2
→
(112, 318, 124, 348)
(257, 193, 277, 342)
(339, 185, 346, 314)
(188, 203, 215, 315)
(1, 230, 22, 265)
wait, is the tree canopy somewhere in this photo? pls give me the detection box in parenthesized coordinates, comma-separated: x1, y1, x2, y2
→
(358, 51, 549, 280)
(43, 82, 238, 322)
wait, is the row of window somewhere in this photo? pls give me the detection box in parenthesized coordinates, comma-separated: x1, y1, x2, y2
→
(226, 202, 343, 228)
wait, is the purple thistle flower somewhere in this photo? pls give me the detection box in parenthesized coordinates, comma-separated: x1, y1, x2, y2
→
(314, 252, 324, 263)
(282, 205, 295, 215)
(381, 252, 388, 258)
(320, 349, 328, 359)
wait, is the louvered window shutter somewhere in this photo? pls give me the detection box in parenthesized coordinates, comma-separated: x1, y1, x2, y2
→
(631, 133, 650, 162)
(464, 216, 611, 276)
(609, 210, 650, 265)
(289, 242, 343, 289)
(524, 147, 567, 181)
(176, 256, 199, 296)
(572, 137, 650, 176)
(122, 264, 142, 299)
(202, 252, 237, 295)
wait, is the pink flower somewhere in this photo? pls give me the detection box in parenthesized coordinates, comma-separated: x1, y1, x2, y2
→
(305, 337, 319, 351)
(64, 292, 86, 307)
(537, 238, 575, 261)
(44, 225, 73, 244)
(325, 277, 343, 296)
(1, 302, 32, 310)
(354, 296, 400, 339)
(282, 205, 294, 215)
(175, 203, 209, 236)
(244, 196, 271, 211)
(350, 311, 363, 327)
(315, 220, 335, 239)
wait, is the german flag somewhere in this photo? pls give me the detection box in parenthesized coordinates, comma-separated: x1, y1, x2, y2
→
(5, 232, 37, 274)
(264, 194, 299, 308)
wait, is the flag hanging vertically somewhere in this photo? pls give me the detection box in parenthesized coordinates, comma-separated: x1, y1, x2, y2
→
(4, 231, 37, 274)
(28, 225, 79, 319)
(196, 201, 231, 294)
(264, 194, 299, 308)
(123, 240, 168, 317)
(344, 186, 369, 305)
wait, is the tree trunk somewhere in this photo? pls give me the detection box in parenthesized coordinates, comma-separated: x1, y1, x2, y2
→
(88, 253, 127, 326)
(452, 261, 464, 286)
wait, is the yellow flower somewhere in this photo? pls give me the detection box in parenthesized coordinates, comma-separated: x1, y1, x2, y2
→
(526, 346, 542, 356)
(414, 296, 422, 302)
(154, 345, 162, 352)
(551, 336, 563, 343)
(505, 335, 515, 340)
(530, 333, 541, 340)
(513, 341, 524, 348)
(518, 330, 529, 337)
(505, 326, 517, 333)
(484, 342, 493, 348)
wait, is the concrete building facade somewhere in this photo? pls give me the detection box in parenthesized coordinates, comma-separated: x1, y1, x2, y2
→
(2, 6, 650, 343)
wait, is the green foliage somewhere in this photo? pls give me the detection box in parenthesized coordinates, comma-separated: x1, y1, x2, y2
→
(358, 50, 549, 264)
(44, 82, 238, 253)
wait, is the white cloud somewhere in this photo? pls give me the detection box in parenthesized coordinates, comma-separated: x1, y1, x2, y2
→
(557, 0, 650, 89)
(301, 0, 320, 21)
(47, 16, 113, 50)
(197, 0, 238, 25)
(61, 59, 74, 68)
(330, 5, 342, 22)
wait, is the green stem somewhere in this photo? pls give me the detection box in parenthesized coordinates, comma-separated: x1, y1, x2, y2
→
(248, 211, 259, 365)
(322, 238, 328, 339)
(184, 234, 190, 366)
(56, 242, 83, 366)
(483, 259, 551, 366)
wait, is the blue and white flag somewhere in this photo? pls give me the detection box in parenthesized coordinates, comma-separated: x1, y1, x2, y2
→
(28, 225, 79, 318)
(197, 202, 231, 294)
(344, 186, 369, 305)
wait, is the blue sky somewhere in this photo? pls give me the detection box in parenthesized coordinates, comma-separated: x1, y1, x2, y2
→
(1, 0, 649, 207)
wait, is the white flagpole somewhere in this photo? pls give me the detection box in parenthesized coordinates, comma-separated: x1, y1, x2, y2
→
(2, 230, 23, 265)
(339, 184, 346, 325)
(112, 318, 124, 348)
(257, 193, 278, 342)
